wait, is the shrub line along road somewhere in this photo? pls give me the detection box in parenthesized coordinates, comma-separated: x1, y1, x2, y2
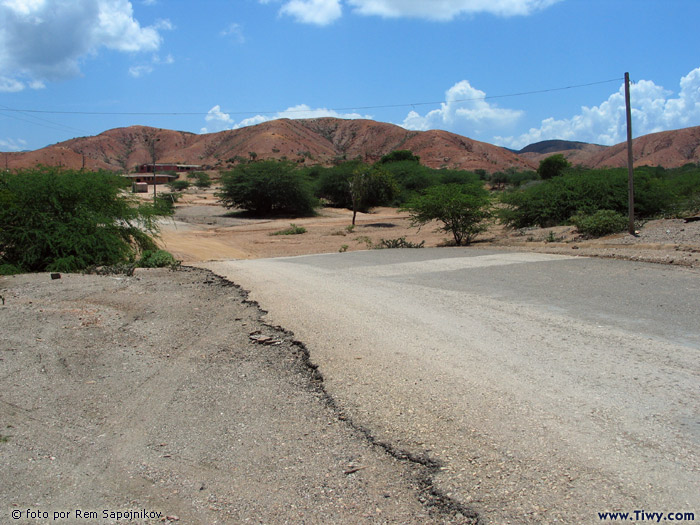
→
(203, 248, 700, 524)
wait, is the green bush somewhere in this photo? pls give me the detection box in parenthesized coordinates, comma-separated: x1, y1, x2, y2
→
(537, 154, 570, 180)
(402, 183, 492, 246)
(193, 172, 212, 188)
(138, 249, 178, 268)
(217, 161, 317, 216)
(0, 263, 22, 276)
(271, 223, 307, 236)
(168, 179, 190, 191)
(0, 167, 163, 273)
(379, 150, 421, 164)
(153, 192, 181, 216)
(315, 161, 364, 209)
(499, 168, 676, 228)
(571, 210, 629, 237)
(374, 237, 425, 249)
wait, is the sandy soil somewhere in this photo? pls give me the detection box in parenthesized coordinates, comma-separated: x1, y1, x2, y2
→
(1, 268, 463, 524)
(156, 187, 700, 268)
(2, 185, 698, 524)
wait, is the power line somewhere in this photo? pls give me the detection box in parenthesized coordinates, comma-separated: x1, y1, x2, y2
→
(0, 105, 89, 135)
(1, 77, 623, 118)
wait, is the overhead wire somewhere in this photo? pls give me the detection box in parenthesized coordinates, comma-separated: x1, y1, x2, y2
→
(1, 77, 624, 118)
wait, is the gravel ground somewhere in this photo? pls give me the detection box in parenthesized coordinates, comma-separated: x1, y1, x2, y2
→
(0, 267, 471, 524)
(487, 217, 700, 267)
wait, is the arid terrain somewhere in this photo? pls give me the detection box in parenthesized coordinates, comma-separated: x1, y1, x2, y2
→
(5, 119, 700, 174)
(154, 186, 700, 268)
(2, 184, 699, 524)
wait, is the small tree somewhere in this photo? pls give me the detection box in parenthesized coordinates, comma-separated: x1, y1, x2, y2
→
(538, 154, 570, 180)
(168, 179, 190, 191)
(217, 160, 317, 216)
(379, 150, 420, 164)
(348, 166, 398, 225)
(193, 171, 212, 188)
(0, 167, 165, 273)
(402, 183, 492, 246)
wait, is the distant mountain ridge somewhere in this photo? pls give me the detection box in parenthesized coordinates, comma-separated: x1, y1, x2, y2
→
(4, 119, 700, 173)
(517, 139, 601, 155)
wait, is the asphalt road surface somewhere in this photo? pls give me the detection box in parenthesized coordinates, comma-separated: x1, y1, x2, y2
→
(203, 248, 700, 523)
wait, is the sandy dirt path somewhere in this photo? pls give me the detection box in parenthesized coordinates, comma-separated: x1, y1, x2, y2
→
(203, 250, 700, 524)
(1, 268, 469, 524)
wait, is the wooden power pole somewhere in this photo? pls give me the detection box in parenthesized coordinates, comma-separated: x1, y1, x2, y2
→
(624, 72, 636, 235)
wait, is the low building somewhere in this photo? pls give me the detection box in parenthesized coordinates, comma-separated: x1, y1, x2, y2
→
(137, 163, 201, 174)
(123, 173, 178, 185)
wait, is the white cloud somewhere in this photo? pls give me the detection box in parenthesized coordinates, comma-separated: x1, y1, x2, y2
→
(200, 103, 371, 133)
(221, 23, 245, 43)
(0, 137, 28, 152)
(263, 0, 560, 24)
(128, 65, 153, 78)
(128, 53, 174, 78)
(279, 0, 343, 25)
(496, 67, 700, 149)
(401, 80, 524, 137)
(0, 76, 26, 93)
(0, 0, 169, 88)
(348, 0, 562, 19)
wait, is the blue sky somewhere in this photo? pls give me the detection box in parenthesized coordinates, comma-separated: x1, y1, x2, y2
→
(1, 0, 699, 152)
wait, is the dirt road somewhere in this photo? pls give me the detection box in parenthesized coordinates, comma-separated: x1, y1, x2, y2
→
(203, 250, 700, 524)
(1, 268, 468, 524)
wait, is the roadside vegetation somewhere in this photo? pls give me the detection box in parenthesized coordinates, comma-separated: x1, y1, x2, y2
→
(4, 156, 699, 272)
(216, 152, 700, 245)
(0, 167, 175, 275)
(499, 164, 700, 229)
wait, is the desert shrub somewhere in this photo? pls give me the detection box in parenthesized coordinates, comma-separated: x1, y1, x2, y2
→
(193, 172, 212, 188)
(499, 168, 676, 228)
(537, 154, 571, 179)
(374, 237, 425, 249)
(315, 161, 364, 209)
(570, 209, 629, 238)
(271, 223, 307, 236)
(0, 263, 22, 275)
(379, 150, 421, 164)
(138, 249, 178, 268)
(490, 169, 539, 189)
(315, 162, 398, 213)
(168, 179, 190, 191)
(153, 192, 180, 216)
(217, 161, 317, 216)
(0, 167, 163, 273)
(402, 183, 492, 246)
(439, 170, 480, 186)
(382, 160, 439, 198)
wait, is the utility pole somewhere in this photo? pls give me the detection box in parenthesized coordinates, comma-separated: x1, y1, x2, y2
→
(624, 72, 635, 235)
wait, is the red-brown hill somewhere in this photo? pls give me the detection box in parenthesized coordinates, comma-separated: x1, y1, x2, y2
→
(3, 118, 535, 173)
(518, 126, 700, 169)
(5, 120, 699, 173)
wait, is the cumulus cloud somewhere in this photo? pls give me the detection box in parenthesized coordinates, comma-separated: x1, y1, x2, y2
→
(129, 53, 174, 77)
(264, 0, 559, 24)
(200, 103, 371, 133)
(278, 0, 342, 25)
(0, 0, 169, 90)
(0, 137, 28, 152)
(401, 80, 524, 138)
(221, 23, 245, 43)
(348, 0, 562, 20)
(496, 67, 700, 149)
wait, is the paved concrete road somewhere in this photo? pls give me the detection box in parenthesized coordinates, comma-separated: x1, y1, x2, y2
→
(203, 249, 700, 523)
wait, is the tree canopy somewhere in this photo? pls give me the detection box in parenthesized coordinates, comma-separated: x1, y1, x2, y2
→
(0, 167, 164, 273)
(217, 160, 317, 216)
